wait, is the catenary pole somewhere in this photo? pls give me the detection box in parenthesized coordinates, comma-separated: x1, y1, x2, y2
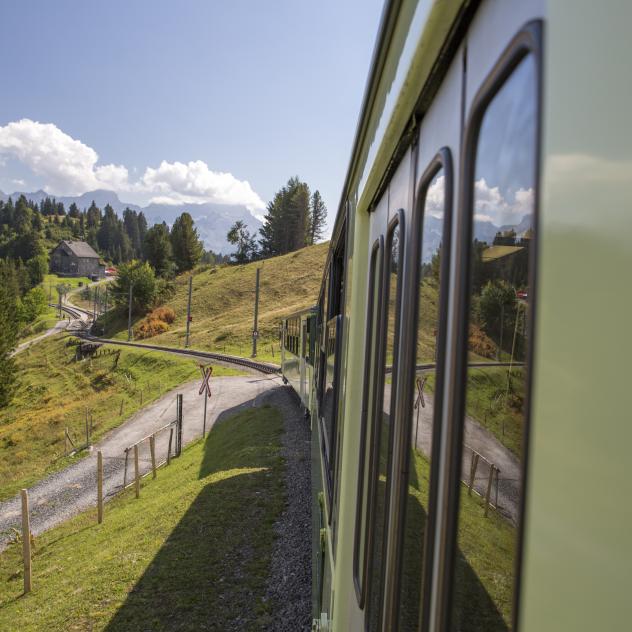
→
(252, 268, 260, 357)
(127, 283, 133, 341)
(185, 275, 193, 348)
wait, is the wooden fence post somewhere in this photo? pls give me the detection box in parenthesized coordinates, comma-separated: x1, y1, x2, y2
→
(140, 390, 143, 407)
(123, 448, 129, 488)
(97, 451, 103, 524)
(167, 427, 174, 465)
(21, 489, 32, 594)
(484, 465, 495, 517)
(176, 394, 183, 457)
(134, 444, 140, 499)
(149, 435, 156, 479)
(468, 453, 479, 496)
(119, 399, 124, 416)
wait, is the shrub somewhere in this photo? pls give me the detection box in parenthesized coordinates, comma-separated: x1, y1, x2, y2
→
(135, 318, 169, 339)
(151, 306, 176, 324)
(468, 324, 496, 359)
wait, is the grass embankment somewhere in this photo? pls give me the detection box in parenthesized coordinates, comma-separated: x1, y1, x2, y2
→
(99, 242, 328, 364)
(16, 306, 59, 343)
(0, 334, 241, 501)
(400, 449, 514, 631)
(0, 405, 285, 631)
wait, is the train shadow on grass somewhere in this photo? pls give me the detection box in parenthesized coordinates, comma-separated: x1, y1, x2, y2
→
(104, 396, 285, 632)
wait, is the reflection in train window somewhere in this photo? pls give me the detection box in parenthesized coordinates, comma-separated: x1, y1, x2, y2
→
(398, 166, 448, 630)
(451, 53, 536, 632)
(367, 217, 403, 631)
(322, 315, 341, 499)
(354, 239, 383, 605)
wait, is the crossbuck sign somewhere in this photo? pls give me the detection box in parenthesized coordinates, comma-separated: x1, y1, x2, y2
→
(199, 364, 213, 398)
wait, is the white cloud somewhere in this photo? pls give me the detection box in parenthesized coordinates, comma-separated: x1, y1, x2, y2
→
(0, 119, 265, 212)
(140, 160, 265, 211)
(11, 178, 25, 187)
(474, 177, 533, 224)
(425, 174, 445, 218)
(474, 213, 494, 223)
(0, 119, 124, 195)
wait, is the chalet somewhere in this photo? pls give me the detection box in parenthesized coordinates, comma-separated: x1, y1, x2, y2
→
(50, 240, 105, 278)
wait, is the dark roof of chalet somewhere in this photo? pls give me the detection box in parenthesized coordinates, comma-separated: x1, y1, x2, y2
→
(55, 240, 100, 259)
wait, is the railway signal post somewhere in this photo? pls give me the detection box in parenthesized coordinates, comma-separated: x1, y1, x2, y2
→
(199, 364, 213, 437)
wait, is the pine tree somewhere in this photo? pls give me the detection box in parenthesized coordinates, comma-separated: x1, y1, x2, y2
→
(97, 205, 132, 263)
(0, 260, 19, 407)
(170, 212, 203, 272)
(123, 208, 142, 257)
(86, 201, 101, 228)
(308, 191, 327, 244)
(227, 220, 257, 263)
(258, 177, 312, 257)
(144, 222, 173, 277)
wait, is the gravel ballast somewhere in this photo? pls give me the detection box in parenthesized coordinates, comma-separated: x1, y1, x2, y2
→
(263, 386, 312, 631)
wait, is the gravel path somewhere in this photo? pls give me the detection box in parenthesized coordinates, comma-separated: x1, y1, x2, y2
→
(386, 381, 522, 522)
(264, 386, 312, 632)
(0, 374, 282, 550)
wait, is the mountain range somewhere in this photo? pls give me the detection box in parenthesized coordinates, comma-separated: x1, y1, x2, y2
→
(0, 189, 263, 255)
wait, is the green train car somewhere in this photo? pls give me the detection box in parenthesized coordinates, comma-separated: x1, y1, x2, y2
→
(282, 0, 632, 630)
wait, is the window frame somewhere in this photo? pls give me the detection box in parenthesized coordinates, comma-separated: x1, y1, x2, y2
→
(392, 147, 454, 632)
(364, 208, 406, 630)
(353, 235, 384, 608)
(441, 21, 543, 632)
(318, 217, 348, 519)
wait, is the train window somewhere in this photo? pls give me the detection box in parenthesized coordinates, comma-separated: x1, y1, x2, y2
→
(450, 46, 538, 632)
(366, 211, 404, 631)
(319, 222, 347, 517)
(354, 237, 383, 607)
(398, 150, 452, 630)
(322, 315, 341, 499)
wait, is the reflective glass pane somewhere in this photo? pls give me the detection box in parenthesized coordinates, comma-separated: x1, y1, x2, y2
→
(451, 54, 536, 632)
(356, 244, 382, 595)
(367, 222, 400, 631)
(399, 169, 446, 630)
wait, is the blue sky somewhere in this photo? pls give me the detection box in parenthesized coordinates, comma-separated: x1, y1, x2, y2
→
(0, 0, 383, 230)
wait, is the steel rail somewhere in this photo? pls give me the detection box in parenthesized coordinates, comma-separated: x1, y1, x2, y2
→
(54, 301, 280, 375)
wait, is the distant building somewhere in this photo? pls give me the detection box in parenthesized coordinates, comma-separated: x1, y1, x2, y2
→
(50, 240, 105, 278)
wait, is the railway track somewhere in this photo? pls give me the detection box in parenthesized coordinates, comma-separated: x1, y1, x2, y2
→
(55, 303, 280, 375)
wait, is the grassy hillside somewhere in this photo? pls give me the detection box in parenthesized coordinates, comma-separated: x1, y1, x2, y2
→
(100, 242, 329, 363)
(0, 406, 284, 631)
(0, 335, 240, 501)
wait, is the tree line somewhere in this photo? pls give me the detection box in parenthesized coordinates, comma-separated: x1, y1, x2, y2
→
(0, 194, 210, 407)
(227, 176, 327, 263)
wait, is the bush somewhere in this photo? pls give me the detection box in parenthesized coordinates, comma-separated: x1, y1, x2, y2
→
(133, 306, 176, 339)
(151, 306, 176, 324)
(468, 324, 496, 359)
(135, 318, 169, 339)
